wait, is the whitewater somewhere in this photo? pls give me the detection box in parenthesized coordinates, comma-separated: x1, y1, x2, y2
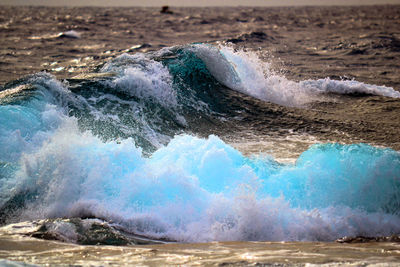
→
(1, 44, 399, 247)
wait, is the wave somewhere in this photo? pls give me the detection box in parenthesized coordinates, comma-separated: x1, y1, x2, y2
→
(190, 44, 400, 106)
(101, 43, 400, 109)
(1, 43, 400, 243)
(2, 43, 397, 152)
(1, 118, 399, 241)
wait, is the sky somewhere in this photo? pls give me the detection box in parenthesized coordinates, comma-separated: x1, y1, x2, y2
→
(1, 0, 400, 6)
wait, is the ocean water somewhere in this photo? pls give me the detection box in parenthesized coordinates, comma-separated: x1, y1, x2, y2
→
(1, 5, 400, 266)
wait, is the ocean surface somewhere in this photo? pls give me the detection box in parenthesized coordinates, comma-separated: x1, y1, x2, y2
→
(1, 5, 400, 266)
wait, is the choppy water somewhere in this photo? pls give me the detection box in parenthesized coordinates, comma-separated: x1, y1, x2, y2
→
(1, 5, 400, 266)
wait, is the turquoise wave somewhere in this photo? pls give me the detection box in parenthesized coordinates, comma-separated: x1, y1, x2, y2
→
(1, 44, 399, 242)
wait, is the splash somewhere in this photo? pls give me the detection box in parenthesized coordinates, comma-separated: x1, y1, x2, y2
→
(1, 105, 399, 242)
(101, 53, 178, 108)
(190, 44, 400, 106)
(1, 44, 400, 243)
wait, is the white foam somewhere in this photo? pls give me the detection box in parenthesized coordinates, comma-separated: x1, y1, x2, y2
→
(102, 53, 178, 108)
(300, 78, 400, 98)
(2, 53, 400, 244)
(193, 44, 400, 107)
(8, 125, 400, 242)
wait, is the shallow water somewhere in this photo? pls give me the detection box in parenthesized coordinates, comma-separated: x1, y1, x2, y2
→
(1, 232, 400, 266)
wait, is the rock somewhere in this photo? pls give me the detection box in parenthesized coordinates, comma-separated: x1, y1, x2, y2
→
(24, 218, 173, 246)
(160, 6, 173, 14)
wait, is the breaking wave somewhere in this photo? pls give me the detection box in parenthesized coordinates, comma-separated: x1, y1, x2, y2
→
(1, 43, 400, 243)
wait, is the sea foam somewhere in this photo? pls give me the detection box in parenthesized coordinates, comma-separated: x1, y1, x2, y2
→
(192, 44, 400, 107)
(101, 53, 178, 108)
(1, 45, 400, 243)
(1, 103, 399, 242)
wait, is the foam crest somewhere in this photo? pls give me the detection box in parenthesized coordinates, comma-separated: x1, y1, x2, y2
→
(102, 53, 178, 107)
(258, 143, 400, 213)
(218, 45, 312, 107)
(3, 124, 400, 242)
(300, 78, 400, 98)
(192, 44, 399, 107)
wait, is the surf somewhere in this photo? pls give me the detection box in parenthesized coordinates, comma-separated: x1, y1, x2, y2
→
(1, 43, 400, 243)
